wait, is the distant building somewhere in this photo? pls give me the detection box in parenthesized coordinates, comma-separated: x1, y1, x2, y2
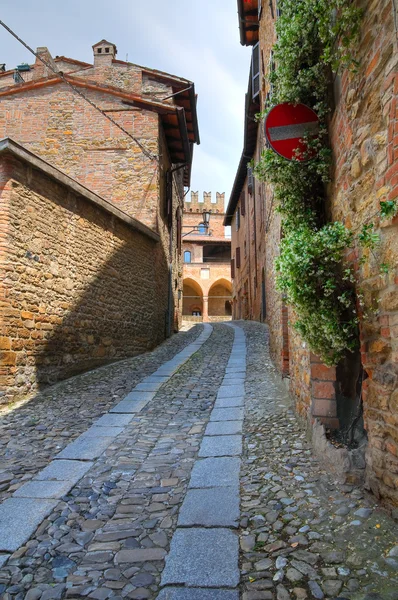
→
(0, 40, 199, 403)
(182, 192, 232, 323)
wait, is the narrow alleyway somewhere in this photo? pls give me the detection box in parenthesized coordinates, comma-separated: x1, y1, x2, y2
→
(0, 323, 397, 600)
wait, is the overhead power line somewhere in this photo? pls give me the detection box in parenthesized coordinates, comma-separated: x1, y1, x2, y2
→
(0, 19, 158, 161)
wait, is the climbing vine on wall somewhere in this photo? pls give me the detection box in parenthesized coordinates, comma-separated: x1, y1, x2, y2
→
(253, 0, 386, 366)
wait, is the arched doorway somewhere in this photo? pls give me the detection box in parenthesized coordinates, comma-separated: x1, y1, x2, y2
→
(208, 279, 233, 317)
(183, 278, 203, 318)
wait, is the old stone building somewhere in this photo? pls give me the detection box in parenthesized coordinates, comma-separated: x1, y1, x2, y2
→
(228, 0, 398, 508)
(0, 41, 199, 403)
(183, 192, 232, 323)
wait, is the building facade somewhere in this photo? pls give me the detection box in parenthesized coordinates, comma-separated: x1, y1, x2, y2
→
(0, 41, 199, 402)
(183, 192, 232, 323)
(228, 0, 398, 508)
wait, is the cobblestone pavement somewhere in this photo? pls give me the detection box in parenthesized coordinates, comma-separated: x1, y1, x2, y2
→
(1, 321, 398, 600)
(0, 324, 235, 599)
(239, 321, 398, 600)
(0, 326, 203, 502)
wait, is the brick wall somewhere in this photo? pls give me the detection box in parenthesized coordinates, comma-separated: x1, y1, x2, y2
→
(0, 83, 160, 228)
(0, 148, 168, 404)
(328, 0, 398, 505)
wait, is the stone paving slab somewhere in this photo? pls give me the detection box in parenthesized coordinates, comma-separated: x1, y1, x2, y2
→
(161, 528, 239, 587)
(109, 399, 149, 413)
(177, 487, 239, 527)
(80, 425, 124, 437)
(222, 376, 245, 384)
(13, 479, 75, 499)
(199, 435, 242, 457)
(205, 420, 242, 436)
(225, 367, 246, 374)
(95, 413, 134, 427)
(157, 588, 239, 600)
(0, 498, 58, 551)
(210, 407, 244, 421)
(217, 385, 245, 397)
(214, 396, 245, 408)
(134, 381, 163, 392)
(153, 367, 178, 376)
(35, 459, 93, 481)
(55, 435, 114, 460)
(144, 375, 170, 383)
(189, 457, 241, 488)
(123, 390, 155, 402)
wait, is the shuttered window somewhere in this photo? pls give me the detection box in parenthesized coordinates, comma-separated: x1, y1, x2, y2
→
(236, 207, 240, 231)
(166, 170, 173, 228)
(247, 167, 254, 195)
(236, 247, 241, 269)
(231, 258, 235, 279)
(241, 191, 246, 216)
(252, 42, 260, 99)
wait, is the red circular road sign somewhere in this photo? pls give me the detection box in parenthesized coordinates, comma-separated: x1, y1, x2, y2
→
(265, 102, 320, 161)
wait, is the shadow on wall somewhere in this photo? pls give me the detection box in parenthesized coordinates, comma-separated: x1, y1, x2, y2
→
(4, 163, 170, 398)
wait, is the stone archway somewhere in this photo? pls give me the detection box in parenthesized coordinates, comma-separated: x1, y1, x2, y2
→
(183, 278, 204, 318)
(208, 278, 233, 318)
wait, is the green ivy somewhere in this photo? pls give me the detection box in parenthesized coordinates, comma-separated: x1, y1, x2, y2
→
(254, 0, 362, 365)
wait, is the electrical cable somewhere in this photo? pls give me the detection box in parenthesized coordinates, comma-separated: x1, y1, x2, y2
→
(0, 19, 158, 161)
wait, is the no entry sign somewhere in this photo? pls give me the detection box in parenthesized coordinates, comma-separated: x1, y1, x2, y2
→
(265, 103, 319, 161)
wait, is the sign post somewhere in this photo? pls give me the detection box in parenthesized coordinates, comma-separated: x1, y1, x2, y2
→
(265, 102, 320, 161)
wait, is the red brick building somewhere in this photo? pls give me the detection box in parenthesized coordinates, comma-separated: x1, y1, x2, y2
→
(183, 192, 232, 323)
(0, 41, 199, 402)
(228, 0, 398, 508)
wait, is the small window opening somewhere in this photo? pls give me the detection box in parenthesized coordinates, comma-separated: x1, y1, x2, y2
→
(97, 48, 102, 54)
(105, 47, 110, 53)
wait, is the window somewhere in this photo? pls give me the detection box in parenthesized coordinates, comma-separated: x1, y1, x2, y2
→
(236, 247, 241, 269)
(198, 223, 206, 234)
(236, 207, 240, 232)
(244, 241, 247, 258)
(105, 47, 110, 53)
(165, 170, 173, 227)
(231, 258, 235, 279)
(247, 167, 254, 195)
(184, 251, 191, 263)
(97, 48, 102, 54)
(241, 191, 246, 216)
(258, 0, 262, 18)
(176, 209, 182, 253)
(252, 42, 260, 100)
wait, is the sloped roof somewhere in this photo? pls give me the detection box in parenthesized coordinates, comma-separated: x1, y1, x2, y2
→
(237, 0, 259, 46)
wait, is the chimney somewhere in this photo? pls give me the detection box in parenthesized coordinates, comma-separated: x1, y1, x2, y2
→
(32, 47, 58, 80)
(92, 40, 117, 67)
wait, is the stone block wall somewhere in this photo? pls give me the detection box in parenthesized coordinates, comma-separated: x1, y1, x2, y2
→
(0, 149, 167, 404)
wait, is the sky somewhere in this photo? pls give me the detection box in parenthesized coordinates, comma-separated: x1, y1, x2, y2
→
(0, 0, 251, 204)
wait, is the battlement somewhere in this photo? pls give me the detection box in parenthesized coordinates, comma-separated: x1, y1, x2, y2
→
(184, 191, 226, 213)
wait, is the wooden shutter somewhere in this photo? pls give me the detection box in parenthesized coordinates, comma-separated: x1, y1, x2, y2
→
(252, 43, 260, 100)
(247, 167, 254, 195)
(231, 258, 235, 279)
(177, 210, 182, 253)
(166, 171, 173, 228)
(241, 192, 246, 216)
(236, 247, 241, 269)
(236, 207, 240, 231)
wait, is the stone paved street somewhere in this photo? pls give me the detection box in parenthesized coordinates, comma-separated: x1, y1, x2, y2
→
(0, 322, 398, 599)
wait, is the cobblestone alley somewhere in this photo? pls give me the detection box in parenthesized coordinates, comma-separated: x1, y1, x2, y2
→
(0, 323, 398, 600)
